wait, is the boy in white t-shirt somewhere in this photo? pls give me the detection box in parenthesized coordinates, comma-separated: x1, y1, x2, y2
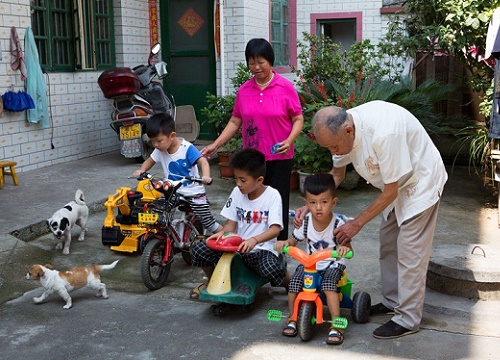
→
(276, 173, 352, 345)
(189, 148, 289, 299)
(134, 112, 222, 234)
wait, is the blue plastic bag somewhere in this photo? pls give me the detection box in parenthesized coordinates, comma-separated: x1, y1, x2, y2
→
(1, 90, 35, 112)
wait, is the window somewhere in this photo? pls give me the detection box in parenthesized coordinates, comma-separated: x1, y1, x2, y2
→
(270, 0, 289, 66)
(30, 0, 114, 72)
(318, 19, 357, 53)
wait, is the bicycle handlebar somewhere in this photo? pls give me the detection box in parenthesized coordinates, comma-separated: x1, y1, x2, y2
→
(282, 245, 353, 269)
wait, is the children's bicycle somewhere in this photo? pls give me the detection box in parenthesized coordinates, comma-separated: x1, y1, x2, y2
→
(138, 173, 210, 290)
(268, 245, 371, 341)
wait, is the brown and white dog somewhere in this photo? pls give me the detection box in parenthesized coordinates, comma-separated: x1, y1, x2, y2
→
(25, 260, 119, 309)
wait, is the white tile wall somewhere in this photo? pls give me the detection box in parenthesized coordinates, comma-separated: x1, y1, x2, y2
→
(1, 0, 393, 172)
(0, 1, 151, 173)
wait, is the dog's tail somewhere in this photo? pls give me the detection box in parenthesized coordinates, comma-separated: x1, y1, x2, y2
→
(75, 189, 86, 205)
(97, 260, 119, 272)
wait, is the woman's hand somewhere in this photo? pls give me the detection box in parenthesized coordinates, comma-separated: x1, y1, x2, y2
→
(276, 140, 291, 154)
(201, 143, 219, 159)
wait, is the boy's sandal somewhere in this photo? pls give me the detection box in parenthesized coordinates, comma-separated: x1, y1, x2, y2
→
(326, 327, 344, 345)
(282, 318, 297, 337)
(189, 283, 207, 299)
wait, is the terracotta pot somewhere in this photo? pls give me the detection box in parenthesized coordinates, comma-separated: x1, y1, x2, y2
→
(290, 171, 299, 190)
(219, 162, 234, 179)
(217, 151, 232, 164)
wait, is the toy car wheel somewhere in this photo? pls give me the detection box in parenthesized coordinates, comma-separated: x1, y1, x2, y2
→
(351, 291, 371, 323)
(211, 304, 225, 317)
(297, 301, 316, 341)
(141, 237, 172, 290)
(241, 303, 254, 313)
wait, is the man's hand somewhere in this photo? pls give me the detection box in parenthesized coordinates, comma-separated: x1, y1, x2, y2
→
(334, 220, 361, 246)
(293, 206, 309, 228)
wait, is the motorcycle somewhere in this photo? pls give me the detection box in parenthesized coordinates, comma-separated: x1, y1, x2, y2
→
(97, 43, 174, 163)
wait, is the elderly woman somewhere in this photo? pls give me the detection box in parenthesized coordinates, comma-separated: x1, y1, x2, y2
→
(202, 38, 304, 240)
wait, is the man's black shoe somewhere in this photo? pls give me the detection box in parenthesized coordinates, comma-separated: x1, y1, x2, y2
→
(370, 303, 394, 316)
(373, 320, 418, 339)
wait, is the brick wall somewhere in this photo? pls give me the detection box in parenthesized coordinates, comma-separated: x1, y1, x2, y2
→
(0, 0, 151, 173)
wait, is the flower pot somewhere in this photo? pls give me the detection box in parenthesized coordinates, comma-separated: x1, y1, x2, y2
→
(217, 151, 232, 164)
(290, 171, 299, 190)
(219, 162, 234, 179)
(297, 170, 313, 194)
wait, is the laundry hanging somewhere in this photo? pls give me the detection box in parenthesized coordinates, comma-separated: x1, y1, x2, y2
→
(24, 27, 49, 127)
(1, 85, 35, 112)
(10, 26, 27, 81)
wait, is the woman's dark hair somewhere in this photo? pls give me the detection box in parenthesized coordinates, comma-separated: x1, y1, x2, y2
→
(303, 173, 336, 196)
(146, 112, 175, 138)
(245, 38, 275, 66)
(229, 148, 266, 178)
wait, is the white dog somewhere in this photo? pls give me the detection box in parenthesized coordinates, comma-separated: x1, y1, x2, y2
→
(25, 260, 119, 309)
(47, 189, 89, 255)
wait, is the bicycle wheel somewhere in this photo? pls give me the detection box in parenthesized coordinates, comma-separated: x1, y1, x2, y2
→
(180, 218, 203, 265)
(297, 301, 316, 341)
(351, 291, 371, 323)
(141, 237, 172, 290)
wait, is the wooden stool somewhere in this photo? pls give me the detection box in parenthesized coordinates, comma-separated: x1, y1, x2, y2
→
(0, 160, 19, 189)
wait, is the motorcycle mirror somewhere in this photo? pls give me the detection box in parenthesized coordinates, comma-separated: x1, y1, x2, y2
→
(151, 43, 161, 55)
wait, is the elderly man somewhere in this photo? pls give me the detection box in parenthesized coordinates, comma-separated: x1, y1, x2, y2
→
(302, 100, 447, 339)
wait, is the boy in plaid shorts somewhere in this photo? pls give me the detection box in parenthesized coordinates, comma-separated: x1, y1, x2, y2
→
(275, 173, 353, 345)
(190, 148, 289, 299)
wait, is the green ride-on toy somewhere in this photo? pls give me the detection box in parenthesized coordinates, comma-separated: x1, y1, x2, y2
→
(197, 233, 284, 316)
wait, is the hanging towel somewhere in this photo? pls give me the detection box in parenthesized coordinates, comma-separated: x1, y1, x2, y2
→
(24, 27, 49, 127)
(10, 26, 27, 81)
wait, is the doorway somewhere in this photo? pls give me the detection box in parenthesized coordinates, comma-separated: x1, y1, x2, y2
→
(160, 0, 216, 140)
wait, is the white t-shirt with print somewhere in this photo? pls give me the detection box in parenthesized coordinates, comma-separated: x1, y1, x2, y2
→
(151, 138, 205, 197)
(292, 213, 345, 271)
(220, 186, 283, 255)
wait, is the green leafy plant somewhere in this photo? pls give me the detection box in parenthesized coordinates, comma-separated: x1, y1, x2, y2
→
(200, 62, 251, 153)
(293, 132, 332, 174)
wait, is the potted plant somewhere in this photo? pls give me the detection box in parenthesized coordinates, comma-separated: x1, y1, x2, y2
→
(293, 132, 333, 193)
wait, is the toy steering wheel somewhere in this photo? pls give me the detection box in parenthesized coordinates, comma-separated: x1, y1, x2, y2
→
(206, 232, 244, 252)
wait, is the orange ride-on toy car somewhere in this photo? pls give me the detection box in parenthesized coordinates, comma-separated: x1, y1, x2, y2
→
(101, 174, 162, 253)
(268, 246, 371, 341)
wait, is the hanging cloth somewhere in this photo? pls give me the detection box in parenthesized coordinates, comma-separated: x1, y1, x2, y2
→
(10, 26, 27, 81)
(24, 27, 49, 127)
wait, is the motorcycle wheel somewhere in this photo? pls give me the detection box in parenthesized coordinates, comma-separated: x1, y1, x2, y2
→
(297, 301, 316, 341)
(181, 218, 204, 265)
(141, 237, 172, 290)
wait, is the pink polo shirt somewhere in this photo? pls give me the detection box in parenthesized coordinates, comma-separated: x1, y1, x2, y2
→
(232, 71, 303, 161)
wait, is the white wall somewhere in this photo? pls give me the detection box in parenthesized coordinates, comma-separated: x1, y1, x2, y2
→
(0, 0, 151, 173)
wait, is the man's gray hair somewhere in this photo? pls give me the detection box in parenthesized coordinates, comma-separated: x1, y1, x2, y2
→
(312, 106, 348, 135)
